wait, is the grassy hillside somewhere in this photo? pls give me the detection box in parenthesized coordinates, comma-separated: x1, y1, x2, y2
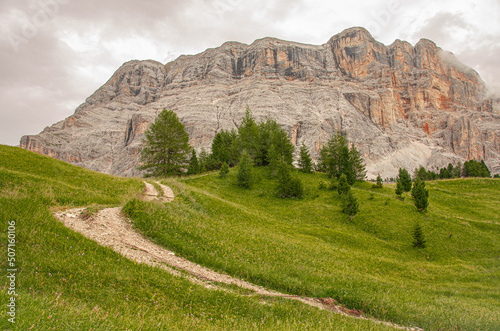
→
(123, 167, 500, 330)
(0, 145, 395, 330)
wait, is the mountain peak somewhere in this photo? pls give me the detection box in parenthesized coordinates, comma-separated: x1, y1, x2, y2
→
(20, 27, 500, 177)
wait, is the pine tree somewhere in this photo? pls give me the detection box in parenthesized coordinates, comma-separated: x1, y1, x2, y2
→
(267, 144, 280, 178)
(337, 173, 350, 196)
(350, 144, 366, 181)
(318, 131, 365, 183)
(198, 148, 209, 171)
(373, 174, 383, 188)
(211, 129, 239, 167)
(237, 150, 252, 188)
(139, 109, 191, 177)
(219, 162, 229, 178)
(412, 223, 426, 248)
(187, 149, 200, 175)
(298, 142, 313, 173)
(411, 178, 429, 211)
(395, 179, 404, 198)
(398, 168, 412, 192)
(447, 163, 455, 178)
(238, 106, 259, 158)
(275, 159, 303, 198)
(342, 191, 359, 220)
(453, 162, 463, 178)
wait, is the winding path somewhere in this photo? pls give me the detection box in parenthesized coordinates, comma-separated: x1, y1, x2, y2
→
(54, 181, 421, 331)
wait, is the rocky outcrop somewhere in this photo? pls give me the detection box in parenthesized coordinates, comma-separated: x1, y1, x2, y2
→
(20, 27, 500, 177)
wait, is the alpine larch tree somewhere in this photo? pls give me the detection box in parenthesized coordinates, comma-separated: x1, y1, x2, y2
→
(139, 109, 191, 177)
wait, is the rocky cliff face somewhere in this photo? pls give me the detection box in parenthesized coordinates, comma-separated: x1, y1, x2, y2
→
(20, 27, 500, 178)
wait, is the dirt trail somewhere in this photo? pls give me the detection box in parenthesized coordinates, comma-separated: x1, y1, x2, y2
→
(54, 181, 420, 331)
(143, 182, 174, 202)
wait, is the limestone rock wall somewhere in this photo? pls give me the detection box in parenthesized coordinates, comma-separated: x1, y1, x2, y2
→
(20, 27, 500, 178)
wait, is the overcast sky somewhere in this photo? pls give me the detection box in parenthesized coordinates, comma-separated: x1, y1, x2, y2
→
(1, 0, 499, 146)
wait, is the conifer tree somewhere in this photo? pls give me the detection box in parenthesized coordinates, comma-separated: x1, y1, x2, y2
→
(275, 159, 303, 198)
(187, 149, 200, 175)
(298, 142, 313, 173)
(350, 144, 366, 182)
(373, 174, 383, 188)
(211, 129, 239, 167)
(198, 148, 209, 171)
(237, 149, 252, 188)
(398, 168, 412, 192)
(395, 179, 404, 198)
(267, 144, 280, 178)
(337, 173, 350, 196)
(412, 223, 426, 248)
(139, 109, 191, 177)
(342, 191, 359, 220)
(411, 178, 429, 211)
(219, 162, 229, 178)
(238, 106, 259, 158)
(318, 131, 365, 184)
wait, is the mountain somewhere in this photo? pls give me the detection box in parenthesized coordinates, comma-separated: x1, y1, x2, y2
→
(20, 27, 500, 178)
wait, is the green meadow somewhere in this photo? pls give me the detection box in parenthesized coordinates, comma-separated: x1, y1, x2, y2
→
(125, 167, 500, 330)
(0, 145, 395, 330)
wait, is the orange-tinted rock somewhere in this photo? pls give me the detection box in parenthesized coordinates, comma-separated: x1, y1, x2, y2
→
(19, 27, 500, 177)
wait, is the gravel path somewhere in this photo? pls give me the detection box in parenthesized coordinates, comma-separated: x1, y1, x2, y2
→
(54, 181, 421, 330)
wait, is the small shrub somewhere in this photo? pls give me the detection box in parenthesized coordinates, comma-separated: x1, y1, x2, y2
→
(368, 193, 374, 200)
(318, 181, 328, 190)
(329, 178, 338, 191)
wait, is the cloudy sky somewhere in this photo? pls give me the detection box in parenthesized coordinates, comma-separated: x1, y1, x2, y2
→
(1, 0, 499, 146)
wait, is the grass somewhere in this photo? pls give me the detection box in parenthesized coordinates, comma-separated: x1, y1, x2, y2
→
(122, 166, 500, 330)
(0, 145, 396, 330)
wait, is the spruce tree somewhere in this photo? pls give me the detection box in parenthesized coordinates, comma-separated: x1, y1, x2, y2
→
(238, 106, 259, 158)
(337, 173, 350, 196)
(395, 179, 404, 198)
(398, 168, 412, 192)
(350, 144, 366, 181)
(267, 144, 280, 178)
(318, 131, 365, 183)
(411, 178, 429, 211)
(373, 174, 383, 188)
(139, 109, 191, 177)
(412, 223, 426, 248)
(219, 162, 229, 178)
(342, 191, 359, 220)
(198, 148, 209, 171)
(187, 149, 200, 175)
(298, 142, 313, 173)
(237, 149, 252, 188)
(211, 129, 239, 167)
(275, 159, 303, 198)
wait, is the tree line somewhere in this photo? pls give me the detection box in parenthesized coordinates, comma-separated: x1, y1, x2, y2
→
(412, 160, 494, 181)
(138, 108, 367, 200)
